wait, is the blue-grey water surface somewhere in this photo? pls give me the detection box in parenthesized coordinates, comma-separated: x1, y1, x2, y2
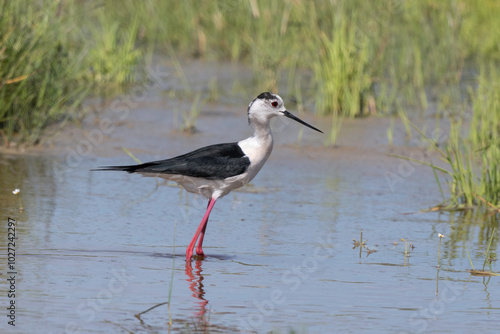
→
(0, 61, 498, 334)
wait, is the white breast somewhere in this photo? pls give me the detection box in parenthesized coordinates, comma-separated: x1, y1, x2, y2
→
(238, 133, 274, 183)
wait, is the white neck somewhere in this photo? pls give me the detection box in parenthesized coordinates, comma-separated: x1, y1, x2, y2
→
(250, 117, 273, 141)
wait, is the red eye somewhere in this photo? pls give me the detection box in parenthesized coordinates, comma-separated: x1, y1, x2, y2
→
(271, 101, 278, 107)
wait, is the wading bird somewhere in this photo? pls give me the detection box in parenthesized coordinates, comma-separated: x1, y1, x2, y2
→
(93, 92, 322, 261)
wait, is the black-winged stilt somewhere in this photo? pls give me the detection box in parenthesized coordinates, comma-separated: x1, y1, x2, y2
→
(93, 92, 322, 261)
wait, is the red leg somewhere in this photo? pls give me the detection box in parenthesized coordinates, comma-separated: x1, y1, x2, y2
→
(196, 200, 212, 256)
(186, 198, 216, 262)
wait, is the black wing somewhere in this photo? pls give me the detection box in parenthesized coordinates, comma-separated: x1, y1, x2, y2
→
(92, 142, 250, 180)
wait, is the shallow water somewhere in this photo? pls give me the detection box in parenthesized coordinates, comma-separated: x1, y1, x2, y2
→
(1, 62, 499, 334)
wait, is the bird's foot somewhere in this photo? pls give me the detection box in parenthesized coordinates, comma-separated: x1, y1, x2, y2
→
(185, 249, 194, 262)
(192, 254, 205, 261)
(185, 249, 206, 262)
(195, 248, 205, 257)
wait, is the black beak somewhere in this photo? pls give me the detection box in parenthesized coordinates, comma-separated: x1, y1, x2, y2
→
(283, 110, 323, 133)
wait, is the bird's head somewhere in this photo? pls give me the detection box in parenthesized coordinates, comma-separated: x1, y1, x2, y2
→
(247, 92, 323, 133)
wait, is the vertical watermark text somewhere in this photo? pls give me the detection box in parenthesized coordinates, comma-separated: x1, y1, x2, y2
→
(6, 217, 17, 327)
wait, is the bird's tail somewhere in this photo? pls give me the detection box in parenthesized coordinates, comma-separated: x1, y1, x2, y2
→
(91, 165, 141, 173)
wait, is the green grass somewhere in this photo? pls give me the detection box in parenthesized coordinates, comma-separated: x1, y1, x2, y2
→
(2, 0, 500, 148)
(80, 10, 143, 84)
(0, 2, 85, 144)
(434, 64, 500, 210)
(0, 1, 143, 145)
(312, 6, 371, 118)
(396, 114, 500, 210)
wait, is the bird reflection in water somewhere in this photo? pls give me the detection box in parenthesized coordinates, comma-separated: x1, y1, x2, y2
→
(185, 259, 209, 324)
(135, 258, 210, 331)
